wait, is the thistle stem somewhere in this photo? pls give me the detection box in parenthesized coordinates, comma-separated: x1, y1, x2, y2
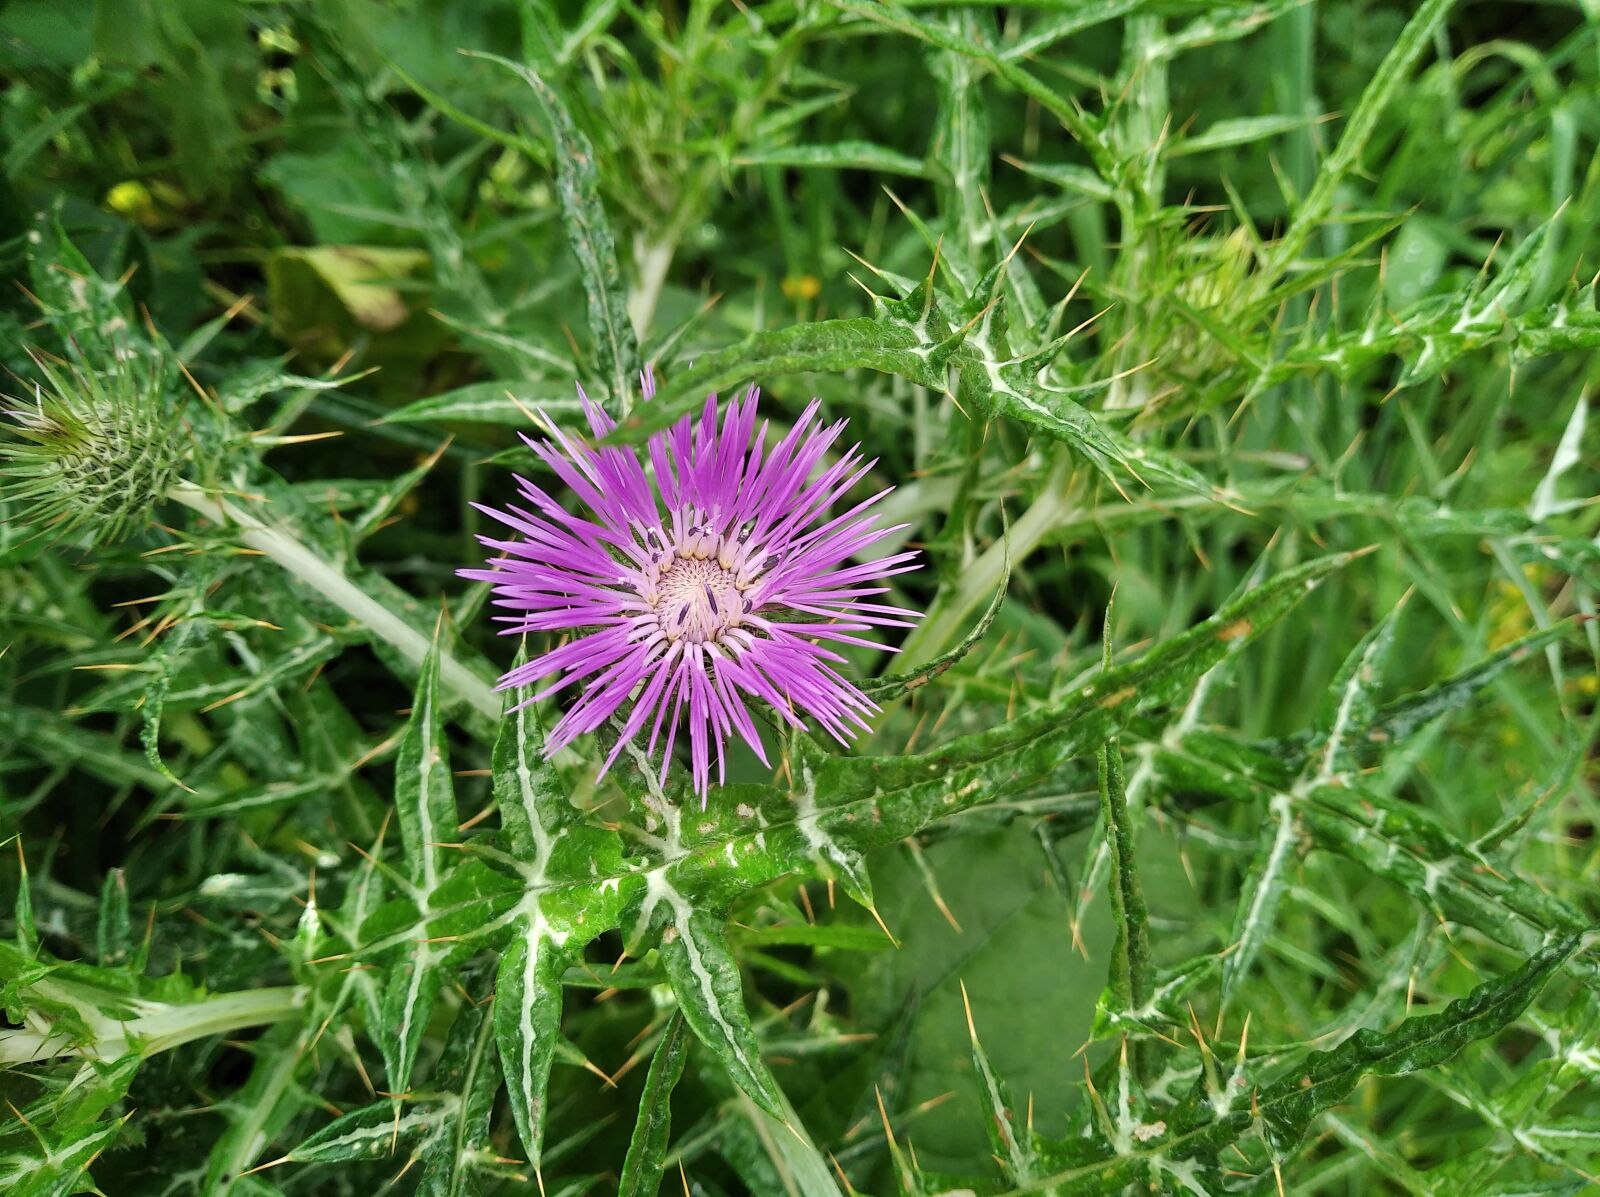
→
(897, 453, 1076, 670)
(0, 984, 306, 1064)
(168, 480, 501, 721)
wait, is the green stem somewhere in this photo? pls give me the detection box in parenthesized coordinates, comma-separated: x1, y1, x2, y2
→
(898, 453, 1075, 670)
(1, 984, 306, 1064)
(630, 231, 679, 339)
(1099, 739, 1153, 1015)
(167, 480, 500, 722)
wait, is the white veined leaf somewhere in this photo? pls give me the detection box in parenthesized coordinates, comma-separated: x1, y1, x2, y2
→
(1530, 394, 1589, 520)
(287, 1097, 456, 1165)
(1219, 791, 1299, 1007)
(654, 899, 785, 1118)
(394, 642, 457, 894)
(1314, 602, 1403, 779)
(492, 924, 571, 1172)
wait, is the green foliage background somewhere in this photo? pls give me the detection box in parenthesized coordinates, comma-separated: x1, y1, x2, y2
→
(2, 2, 1598, 1194)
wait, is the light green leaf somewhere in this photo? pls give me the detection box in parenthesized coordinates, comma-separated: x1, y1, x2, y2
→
(735, 141, 929, 178)
(383, 382, 585, 426)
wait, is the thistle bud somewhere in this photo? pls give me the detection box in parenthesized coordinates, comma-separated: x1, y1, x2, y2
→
(0, 350, 184, 546)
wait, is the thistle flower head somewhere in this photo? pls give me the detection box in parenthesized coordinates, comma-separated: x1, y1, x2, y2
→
(0, 350, 183, 546)
(463, 372, 921, 800)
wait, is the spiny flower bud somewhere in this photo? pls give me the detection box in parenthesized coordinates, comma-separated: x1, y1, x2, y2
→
(0, 349, 184, 546)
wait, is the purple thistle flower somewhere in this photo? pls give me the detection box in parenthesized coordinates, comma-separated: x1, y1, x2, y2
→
(461, 371, 921, 801)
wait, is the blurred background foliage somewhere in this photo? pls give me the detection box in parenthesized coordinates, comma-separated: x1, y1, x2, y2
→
(1, 1, 1598, 1194)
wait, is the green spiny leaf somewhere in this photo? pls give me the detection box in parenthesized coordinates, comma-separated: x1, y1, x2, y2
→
(1219, 790, 1299, 1007)
(1312, 600, 1403, 779)
(381, 641, 461, 1096)
(861, 550, 1007, 703)
(417, 998, 502, 1197)
(1253, 932, 1593, 1155)
(285, 1097, 455, 1166)
(492, 927, 571, 1174)
(655, 905, 785, 1119)
(1264, 0, 1456, 281)
(616, 1013, 692, 1197)
(734, 142, 930, 178)
(1357, 620, 1577, 751)
(961, 982, 1038, 1186)
(471, 50, 641, 417)
(394, 639, 456, 895)
(94, 869, 130, 969)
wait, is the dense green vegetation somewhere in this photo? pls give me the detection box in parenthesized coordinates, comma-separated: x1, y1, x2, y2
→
(2, 2, 1597, 1193)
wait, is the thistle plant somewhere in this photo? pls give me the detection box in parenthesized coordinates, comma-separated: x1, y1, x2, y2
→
(3, 4, 1599, 1197)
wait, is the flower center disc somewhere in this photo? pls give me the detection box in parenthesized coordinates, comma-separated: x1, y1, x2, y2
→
(652, 555, 745, 645)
